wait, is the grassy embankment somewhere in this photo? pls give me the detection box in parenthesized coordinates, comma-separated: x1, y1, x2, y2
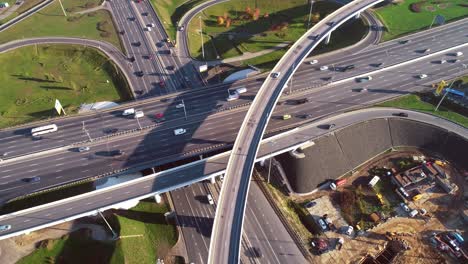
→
(18, 200, 177, 264)
(0, 44, 131, 128)
(187, 0, 366, 70)
(151, 0, 208, 41)
(375, 0, 468, 41)
(0, 0, 122, 51)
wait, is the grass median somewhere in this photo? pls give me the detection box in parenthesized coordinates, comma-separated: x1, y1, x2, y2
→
(150, 0, 208, 41)
(375, 0, 468, 41)
(0, 44, 131, 128)
(378, 93, 468, 127)
(0, 0, 123, 51)
(187, 0, 366, 64)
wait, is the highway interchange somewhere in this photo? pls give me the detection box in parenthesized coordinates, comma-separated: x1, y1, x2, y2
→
(0, 0, 467, 262)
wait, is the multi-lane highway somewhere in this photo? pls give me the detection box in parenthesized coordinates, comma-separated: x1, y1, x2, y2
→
(0, 30, 467, 202)
(171, 181, 305, 263)
(0, 107, 465, 240)
(209, 0, 386, 262)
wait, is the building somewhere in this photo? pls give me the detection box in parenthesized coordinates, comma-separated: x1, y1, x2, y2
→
(391, 166, 427, 188)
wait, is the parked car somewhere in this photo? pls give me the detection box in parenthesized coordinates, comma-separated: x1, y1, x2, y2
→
(317, 218, 328, 231)
(400, 203, 410, 212)
(344, 226, 354, 236)
(304, 201, 317, 208)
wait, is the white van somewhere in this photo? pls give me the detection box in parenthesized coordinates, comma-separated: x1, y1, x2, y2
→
(134, 110, 144, 118)
(235, 87, 247, 94)
(455, 51, 463, 57)
(122, 108, 135, 116)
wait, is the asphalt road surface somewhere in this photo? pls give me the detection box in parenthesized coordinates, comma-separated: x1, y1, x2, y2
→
(0, 107, 465, 241)
(0, 19, 464, 161)
(0, 42, 467, 202)
(171, 181, 305, 264)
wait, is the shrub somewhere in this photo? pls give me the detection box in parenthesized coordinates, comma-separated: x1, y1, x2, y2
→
(100, 31, 111, 38)
(410, 2, 422, 12)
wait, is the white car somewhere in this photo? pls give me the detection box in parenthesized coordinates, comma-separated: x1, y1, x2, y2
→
(146, 27, 152, 32)
(308, 59, 318, 65)
(317, 219, 328, 231)
(271, 72, 281, 78)
(319, 65, 329, 71)
(134, 110, 144, 118)
(207, 194, 214, 205)
(78, 146, 90, 152)
(0, 225, 11, 232)
(344, 226, 354, 236)
(455, 51, 463, 57)
(122, 108, 135, 116)
(175, 103, 185, 109)
(439, 59, 446, 64)
(174, 128, 186, 135)
(227, 93, 239, 101)
(418, 74, 428, 79)
(235, 87, 247, 94)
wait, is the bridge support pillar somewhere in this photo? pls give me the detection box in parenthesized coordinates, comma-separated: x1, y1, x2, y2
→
(355, 12, 361, 19)
(324, 33, 331, 44)
(210, 176, 216, 184)
(154, 194, 162, 203)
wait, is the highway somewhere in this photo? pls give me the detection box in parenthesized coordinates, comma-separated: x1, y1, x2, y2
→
(0, 39, 467, 202)
(0, 107, 465, 240)
(171, 181, 305, 263)
(209, 0, 387, 263)
(0, 18, 464, 161)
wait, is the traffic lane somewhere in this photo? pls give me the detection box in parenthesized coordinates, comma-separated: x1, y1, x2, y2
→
(0, 22, 464, 156)
(0, 107, 465, 237)
(1, 56, 465, 198)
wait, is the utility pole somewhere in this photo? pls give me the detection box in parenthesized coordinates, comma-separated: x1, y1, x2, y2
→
(57, 0, 67, 17)
(199, 16, 205, 60)
(181, 99, 187, 120)
(82, 121, 92, 141)
(307, 0, 314, 29)
(435, 64, 467, 111)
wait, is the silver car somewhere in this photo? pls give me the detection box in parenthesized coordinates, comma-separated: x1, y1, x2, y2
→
(0, 225, 11, 232)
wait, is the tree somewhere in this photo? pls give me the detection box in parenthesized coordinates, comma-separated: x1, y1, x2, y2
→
(253, 8, 260, 20)
(225, 18, 232, 28)
(245, 6, 252, 15)
(311, 12, 320, 23)
(223, 12, 228, 20)
(264, 13, 269, 18)
(217, 16, 225, 25)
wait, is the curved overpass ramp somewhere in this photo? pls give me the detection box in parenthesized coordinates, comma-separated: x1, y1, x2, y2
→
(209, 0, 385, 263)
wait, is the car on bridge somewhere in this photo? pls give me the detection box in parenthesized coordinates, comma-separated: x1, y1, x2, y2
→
(0, 225, 11, 232)
(418, 74, 428, 79)
(23, 176, 41, 183)
(271, 72, 280, 78)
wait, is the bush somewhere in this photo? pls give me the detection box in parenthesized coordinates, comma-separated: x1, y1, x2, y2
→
(410, 2, 423, 12)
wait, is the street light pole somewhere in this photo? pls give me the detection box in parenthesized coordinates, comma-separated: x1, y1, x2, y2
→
(199, 16, 205, 60)
(182, 99, 187, 120)
(57, 0, 67, 17)
(307, 0, 314, 29)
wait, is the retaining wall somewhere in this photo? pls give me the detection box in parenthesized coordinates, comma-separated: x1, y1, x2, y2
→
(278, 118, 467, 194)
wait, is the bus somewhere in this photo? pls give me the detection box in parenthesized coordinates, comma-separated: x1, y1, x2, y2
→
(31, 124, 58, 137)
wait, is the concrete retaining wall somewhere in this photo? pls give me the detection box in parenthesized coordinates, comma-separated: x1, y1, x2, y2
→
(278, 118, 467, 194)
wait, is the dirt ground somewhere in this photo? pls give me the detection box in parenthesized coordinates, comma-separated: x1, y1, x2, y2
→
(295, 150, 467, 264)
(0, 220, 111, 264)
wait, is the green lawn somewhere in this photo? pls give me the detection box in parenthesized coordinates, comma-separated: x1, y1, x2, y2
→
(17, 229, 115, 264)
(187, 0, 366, 64)
(150, 0, 208, 41)
(375, 0, 468, 41)
(0, 0, 122, 51)
(0, 44, 130, 128)
(110, 200, 178, 263)
(17, 200, 177, 264)
(378, 94, 468, 127)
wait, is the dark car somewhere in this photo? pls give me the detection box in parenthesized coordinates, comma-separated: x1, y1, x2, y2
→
(133, 41, 141, 47)
(142, 12, 148, 16)
(296, 98, 309, 104)
(135, 71, 144, 77)
(128, 17, 135, 21)
(24, 176, 41, 183)
(393, 112, 408, 117)
(120, 30, 125, 35)
(110, 150, 125, 157)
(343, 64, 355, 71)
(299, 114, 313, 119)
(166, 65, 175, 70)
